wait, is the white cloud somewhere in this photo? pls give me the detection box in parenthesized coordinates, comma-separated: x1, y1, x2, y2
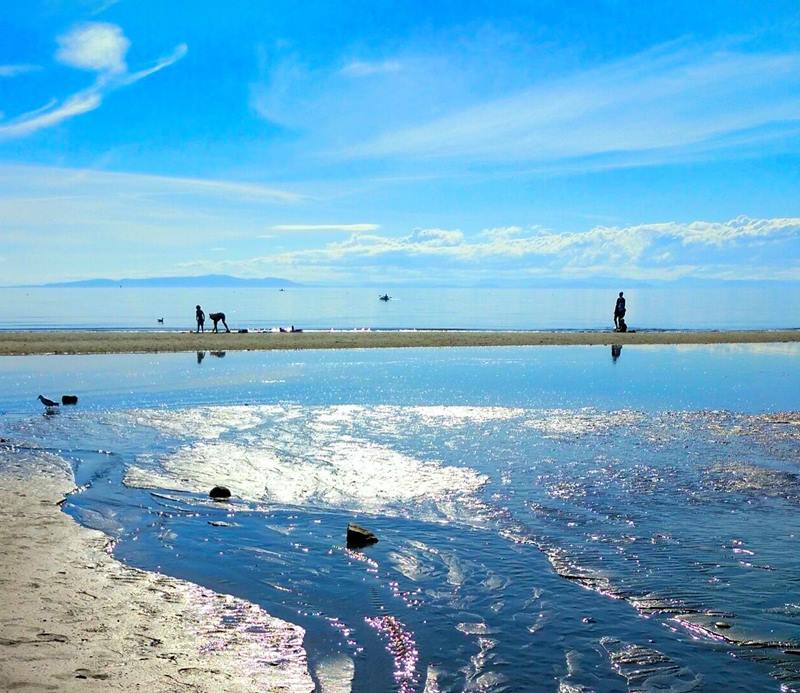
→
(410, 228, 464, 245)
(340, 60, 401, 77)
(674, 216, 800, 246)
(269, 223, 380, 232)
(0, 92, 102, 139)
(121, 43, 188, 85)
(201, 216, 800, 283)
(0, 64, 40, 78)
(56, 22, 129, 73)
(0, 23, 186, 140)
(480, 226, 525, 241)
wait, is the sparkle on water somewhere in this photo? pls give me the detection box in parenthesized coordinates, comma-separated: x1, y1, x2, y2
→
(0, 345, 798, 691)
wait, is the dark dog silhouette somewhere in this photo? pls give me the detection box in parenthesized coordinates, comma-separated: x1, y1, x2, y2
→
(209, 312, 230, 333)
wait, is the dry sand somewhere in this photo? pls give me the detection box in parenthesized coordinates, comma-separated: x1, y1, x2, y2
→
(0, 329, 798, 355)
(0, 447, 313, 692)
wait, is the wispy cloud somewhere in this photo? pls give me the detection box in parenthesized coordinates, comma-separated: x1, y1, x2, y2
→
(0, 23, 186, 140)
(0, 64, 41, 78)
(345, 45, 800, 164)
(0, 162, 302, 203)
(88, 0, 122, 16)
(269, 223, 380, 232)
(0, 161, 307, 283)
(340, 60, 401, 77)
(250, 37, 800, 173)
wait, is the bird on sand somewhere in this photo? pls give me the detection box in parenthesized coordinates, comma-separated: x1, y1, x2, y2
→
(38, 395, 59, 408)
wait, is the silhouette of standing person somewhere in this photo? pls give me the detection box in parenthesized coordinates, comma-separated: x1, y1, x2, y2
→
(195, 305, 205, 333)
(209, 312, 230, 333)
(613, 292, 626, 330)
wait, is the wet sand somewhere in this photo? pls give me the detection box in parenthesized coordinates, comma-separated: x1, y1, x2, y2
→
(0, 451, 313, 692)
(0, 329, 798, 355)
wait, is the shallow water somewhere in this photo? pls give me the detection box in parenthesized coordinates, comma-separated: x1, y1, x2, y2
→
(1, 285, 799, 331)
(1, 345, 799, 691)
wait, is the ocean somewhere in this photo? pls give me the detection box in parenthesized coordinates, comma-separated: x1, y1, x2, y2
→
(0, 285, 798, 331)
(0, 345, 798, 691)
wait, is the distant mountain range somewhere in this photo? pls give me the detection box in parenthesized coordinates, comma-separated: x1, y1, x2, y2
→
(32, 274, 301, 288)
(16, 274, 799, 289)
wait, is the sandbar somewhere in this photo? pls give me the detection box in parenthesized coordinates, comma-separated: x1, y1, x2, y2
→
(0, 448, 313, 691)
(0, 329, 798, 355)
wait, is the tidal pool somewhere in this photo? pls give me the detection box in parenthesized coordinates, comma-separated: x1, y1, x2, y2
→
(1, 345, 798, 691)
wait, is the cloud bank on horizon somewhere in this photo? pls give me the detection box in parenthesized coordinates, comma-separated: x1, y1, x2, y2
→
(1, 1, 799, 285)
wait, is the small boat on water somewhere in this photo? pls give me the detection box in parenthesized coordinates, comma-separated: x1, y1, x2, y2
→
(379, 294, 391, 302)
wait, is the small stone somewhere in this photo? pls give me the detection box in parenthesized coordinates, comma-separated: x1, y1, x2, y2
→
(714, 621, 732, 629)
(61, 395, 79, 405)
(347, 522, 378, 548)
(209, 486, 231, 501)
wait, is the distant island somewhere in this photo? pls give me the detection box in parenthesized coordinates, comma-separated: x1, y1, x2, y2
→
(28, 274, 301, 289)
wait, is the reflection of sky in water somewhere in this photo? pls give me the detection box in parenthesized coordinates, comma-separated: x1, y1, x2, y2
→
(0, 345, 799, 691)
(0, 343, 798, 413)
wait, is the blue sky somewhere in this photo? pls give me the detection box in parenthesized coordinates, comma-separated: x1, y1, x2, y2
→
(2, 0, 800, 285)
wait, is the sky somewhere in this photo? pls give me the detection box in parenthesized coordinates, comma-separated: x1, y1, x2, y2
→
(2, 0, 800, 286)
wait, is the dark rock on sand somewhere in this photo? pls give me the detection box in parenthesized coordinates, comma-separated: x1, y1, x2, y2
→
(209, 486, 231, 501)
(61, 395, 79, 405)
(347, 523, 378, 548)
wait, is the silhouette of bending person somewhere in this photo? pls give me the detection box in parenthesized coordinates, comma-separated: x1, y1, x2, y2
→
(195, 305, 205, 333)
(613, 292, 626, 330)
(209, 312, 230, 333)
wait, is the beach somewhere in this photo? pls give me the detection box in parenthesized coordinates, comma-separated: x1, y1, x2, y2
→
(0, 328, 798, 355)
(2, 342, 799, 690)
(0, 449, 313, 692)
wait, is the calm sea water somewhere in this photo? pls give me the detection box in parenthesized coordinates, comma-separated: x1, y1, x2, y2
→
(0, 286, 798, 331)
(1, 346, 799, 691)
